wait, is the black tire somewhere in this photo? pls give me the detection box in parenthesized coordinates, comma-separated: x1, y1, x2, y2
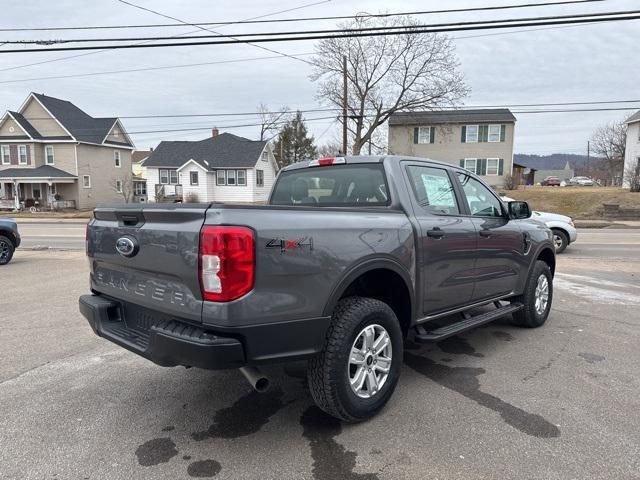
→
(0, 235, 15, 265)
(307, 296, 403, 422)
(552, 229, 569, 254)
(511, 260, 553, 328)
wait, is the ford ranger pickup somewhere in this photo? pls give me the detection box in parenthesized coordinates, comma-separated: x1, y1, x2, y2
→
(79, 155, 555, 422)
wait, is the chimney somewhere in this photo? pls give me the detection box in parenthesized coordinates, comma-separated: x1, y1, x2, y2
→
(211, 127, 219, 137)
(149, 147, 154, 152)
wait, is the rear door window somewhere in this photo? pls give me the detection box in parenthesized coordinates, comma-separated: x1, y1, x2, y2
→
(270, 164, 389, 206)
(406, 165, 460, 215)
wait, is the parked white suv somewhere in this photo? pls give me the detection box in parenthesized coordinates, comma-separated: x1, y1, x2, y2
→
(501, 196, 577, 253)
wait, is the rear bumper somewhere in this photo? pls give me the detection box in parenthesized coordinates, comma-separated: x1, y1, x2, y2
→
(79, 294, 330, 370)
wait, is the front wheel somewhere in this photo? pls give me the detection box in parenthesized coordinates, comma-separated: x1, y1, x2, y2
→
(552, 229, 568, 254)
(307, 296, 403, 422)
(511, 260, 553, 328)
(0, 235, 15, 265)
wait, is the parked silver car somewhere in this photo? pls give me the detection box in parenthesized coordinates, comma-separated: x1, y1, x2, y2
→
(502, 196, 577, 253)
(570, 176, 595, 186)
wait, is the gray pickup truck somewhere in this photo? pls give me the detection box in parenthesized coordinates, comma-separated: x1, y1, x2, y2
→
(80, 155, 555, 422)
(0, 218, 20, 265)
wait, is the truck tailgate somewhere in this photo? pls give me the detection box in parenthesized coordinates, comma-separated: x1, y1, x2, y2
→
(88, 203, 208, 323)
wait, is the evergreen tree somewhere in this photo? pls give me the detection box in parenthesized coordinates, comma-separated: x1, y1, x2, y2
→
(273, 111, 317, 168)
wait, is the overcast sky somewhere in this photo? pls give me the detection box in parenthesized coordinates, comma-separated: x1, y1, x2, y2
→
(1, 0, 638, 155)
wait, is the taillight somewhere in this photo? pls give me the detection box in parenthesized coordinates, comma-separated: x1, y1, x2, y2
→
(199, 226, 255, 302)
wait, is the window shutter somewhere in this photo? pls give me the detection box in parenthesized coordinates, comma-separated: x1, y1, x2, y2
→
(9, 145, 17, 165)
(498, 158, 504, 176)
(430, 127, 435, 144)
(459, 159, 465, 168)
(413, 127, 419, 144)
(500, 125, 506, 142)
(477, 159, 487, 176)
(461, 126, 466, 143)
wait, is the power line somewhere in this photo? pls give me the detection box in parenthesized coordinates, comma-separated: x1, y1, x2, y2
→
(0, 0, 324, 72)
(6, 8, 637, 45)
(2, 10, 638, 54)
(115, 0, 318, 66)
(0, 53, 315, 84)
(0, 0, 606, 32)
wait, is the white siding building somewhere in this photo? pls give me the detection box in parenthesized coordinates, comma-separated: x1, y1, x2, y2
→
(143, 131, 278, 203)
(623, 111, 640, 188)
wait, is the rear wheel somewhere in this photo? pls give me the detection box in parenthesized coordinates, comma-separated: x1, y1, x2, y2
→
(307, 296, 403, 422)
(512, 260, 553, 328)
(0, 235, 15, 265)
(552, 229, 568, 254)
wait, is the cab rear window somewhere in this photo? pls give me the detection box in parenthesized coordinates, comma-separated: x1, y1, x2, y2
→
(270, 164, 389, 206)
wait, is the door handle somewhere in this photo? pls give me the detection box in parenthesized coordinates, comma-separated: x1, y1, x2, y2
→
(427, 227, 445, 239)
(479, 230, 492, 238)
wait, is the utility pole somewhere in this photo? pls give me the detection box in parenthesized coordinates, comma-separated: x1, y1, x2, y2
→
(586, 140, 590, 176)
(342, 54, 348, 155)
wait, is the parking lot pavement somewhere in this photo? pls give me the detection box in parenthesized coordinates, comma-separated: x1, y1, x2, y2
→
(1, 249, 639, 480)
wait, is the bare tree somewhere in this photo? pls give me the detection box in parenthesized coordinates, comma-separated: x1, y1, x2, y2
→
(110, 174, 134, 203)
(257, 103, 291, 141)
(311, 14, 468, 155)
(624, 161, 640, 192)
(590, 120, 627, 185)
(316, 140, 343, 158)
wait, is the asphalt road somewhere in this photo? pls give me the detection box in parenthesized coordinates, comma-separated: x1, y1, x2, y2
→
(16, 221, 86, 250)
(1, 236, 639, 479)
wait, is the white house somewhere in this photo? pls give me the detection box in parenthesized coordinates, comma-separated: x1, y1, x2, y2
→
(143, 130, 279, 203)
(623, 110, 640, 188)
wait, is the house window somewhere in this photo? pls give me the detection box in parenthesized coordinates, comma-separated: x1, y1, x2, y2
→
(45, 145, 55, 165)
(486, 158, 499, 175)
(134, 182, 146, 195)
(256, 169, 264, 187)
(417, 127, 432, 144)
(216, 170, 226, 185)
(159, 169, 178, 184)
(463, 158, 477, 173)
(227, 170, 236, 185)
(261, 151, 268, 162)
(237, 170, 246, 186)
(465, 125, 479, 143)
(50, 184, 57, 195)
(1, 145, 9, 165)
(115, 179, 123, 193)
(488, 125, 501, 143)
(114, 151, 121, 168)
(190, 171, 199, 185)
(18, 145, 27, 165)
(83, 175, 91, 188)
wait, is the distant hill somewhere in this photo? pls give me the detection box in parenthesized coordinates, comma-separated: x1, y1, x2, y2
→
(514, 153, 602, 171)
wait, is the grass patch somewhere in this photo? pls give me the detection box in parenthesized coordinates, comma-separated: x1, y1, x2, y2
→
(498, 187, 640, 218)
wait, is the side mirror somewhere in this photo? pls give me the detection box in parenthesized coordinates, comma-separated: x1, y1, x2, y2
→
(508, 201, 531, 219)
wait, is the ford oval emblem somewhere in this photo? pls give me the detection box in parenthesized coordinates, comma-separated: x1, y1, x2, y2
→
(115, 236, 138, 258)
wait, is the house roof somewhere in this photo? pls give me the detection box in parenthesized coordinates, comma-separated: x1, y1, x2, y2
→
(626, 110, 640, 124)
(29, 93, 129, 145)
(143, 133, 267, 170)
(8, 111, 42, 139)
(0, 165, 76, 179)
(132, 150, 152, 164)
(388, 109, 517, 126)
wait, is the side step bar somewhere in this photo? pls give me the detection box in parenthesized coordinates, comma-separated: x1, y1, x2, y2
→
(413, 302, 524, 343)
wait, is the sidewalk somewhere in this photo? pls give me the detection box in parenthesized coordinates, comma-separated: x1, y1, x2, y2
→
(575, 219, 640, 228)
(12, 217, 90, 224)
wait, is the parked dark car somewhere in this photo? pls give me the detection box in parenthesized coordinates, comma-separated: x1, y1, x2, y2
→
(541, 176, 561, 186)
(80, 155, 556, 422)
(0, 218, 20, 265)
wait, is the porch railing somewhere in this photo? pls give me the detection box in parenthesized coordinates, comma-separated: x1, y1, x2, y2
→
(155, 184, 183, 201)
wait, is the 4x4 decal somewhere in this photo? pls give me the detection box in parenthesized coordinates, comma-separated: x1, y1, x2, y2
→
(266, 237, 314, 253)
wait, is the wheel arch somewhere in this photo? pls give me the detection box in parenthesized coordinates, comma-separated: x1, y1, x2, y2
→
(535, 246, 556, 276)
(0, 229, 17, 248)
(322, 258, 415, 336)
